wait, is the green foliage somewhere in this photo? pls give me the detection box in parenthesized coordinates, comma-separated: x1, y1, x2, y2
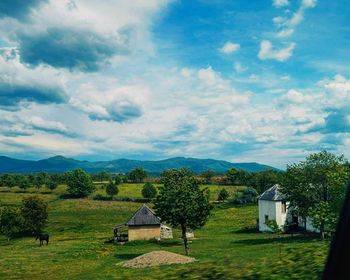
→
(225, 168, 238, 185)
(18, 175, 31, 190)
(309, 201, 337, 239)
(200, 169, 215, 184)
(232, 187, 259, 205)
(280, 151, 349, 237)
(34, 172, 50, 189)
(250, 170, 280, 194)
(265, 219, 283, 233)
(114, 175, 122, 186)
(47, 180, 58, 191)
(106, 181, 119, 198)
(66, 169, 95, 197)
(20, 196, 48, 234)
(0, 206, 23, 242)
(141, 182, 157, 199)
(218, 188, 229, 201)
(154, 168, 212, 255)
(127, 167, 148, 183)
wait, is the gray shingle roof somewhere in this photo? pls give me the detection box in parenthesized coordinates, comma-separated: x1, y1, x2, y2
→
(259, 184, 286, 201)
(127, 204, 161, 226)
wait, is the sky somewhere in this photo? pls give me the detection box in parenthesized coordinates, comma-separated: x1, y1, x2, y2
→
(0, 0, 349, 168)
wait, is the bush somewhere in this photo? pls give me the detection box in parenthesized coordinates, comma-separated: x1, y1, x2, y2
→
(20, 196, 48, 234)
(66, 169, 95, 198)
(47, 180, 58, 191)
(114, 175, 122, 186)
(141, 182, 157, 199)
(232, 187, 258, 205)
(0, 206, 24, 242)
(93, 194, 150, 203)
(106, 181, 119, 198)
(218, 188, 229, 201)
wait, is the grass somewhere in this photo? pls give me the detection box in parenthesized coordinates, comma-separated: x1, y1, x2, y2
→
(0, 185, 329, 279)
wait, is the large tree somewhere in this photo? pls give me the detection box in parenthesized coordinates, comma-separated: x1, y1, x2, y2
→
(0, 207, 23, 242)
(154, 168, 212, 255)
(20, 196, 48, 234)
(280, 151, 349, 238)
(127, 167, 148, 183)
(66, 169, 95, 197)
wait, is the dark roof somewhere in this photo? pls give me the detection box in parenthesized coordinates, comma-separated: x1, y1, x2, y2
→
(259, 184, 286, 201)
(127, 204, 161, 226)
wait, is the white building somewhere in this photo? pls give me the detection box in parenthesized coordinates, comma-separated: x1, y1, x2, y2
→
(258, 184, 318, 232)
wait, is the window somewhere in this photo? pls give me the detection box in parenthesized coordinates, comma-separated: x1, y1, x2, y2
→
(282, 201, 287, 213)
(265, 215, 269, 224)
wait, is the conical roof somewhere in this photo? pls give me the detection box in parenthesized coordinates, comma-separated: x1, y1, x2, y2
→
(127, 204, 161, 226)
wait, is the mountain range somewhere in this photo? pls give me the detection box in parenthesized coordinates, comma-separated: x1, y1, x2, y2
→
(0, 155, 277, 174)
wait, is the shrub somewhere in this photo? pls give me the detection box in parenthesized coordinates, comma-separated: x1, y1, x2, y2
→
(20, 196, 48, 234)
(141, 182, 157, 199)
(232, 187, 258, 205)
(106, 181, 119, 198)
(66, 169, 95, 198)
(0, 206, 24, 242)
(47, 180, 58, 191)
(218, 188, 229, 201)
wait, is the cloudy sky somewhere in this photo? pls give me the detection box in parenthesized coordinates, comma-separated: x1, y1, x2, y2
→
(0, 0, 349, 168)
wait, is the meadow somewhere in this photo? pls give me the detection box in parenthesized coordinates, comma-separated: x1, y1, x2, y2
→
(0, 184, 329, 279)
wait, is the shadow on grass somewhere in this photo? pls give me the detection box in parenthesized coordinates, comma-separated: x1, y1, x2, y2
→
(232, 234, 319, 246)
(234, 226, 259, 234)
(115, 253, 141, 260)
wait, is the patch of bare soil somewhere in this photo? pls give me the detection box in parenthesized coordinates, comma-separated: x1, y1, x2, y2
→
(117, 250, 196, 268)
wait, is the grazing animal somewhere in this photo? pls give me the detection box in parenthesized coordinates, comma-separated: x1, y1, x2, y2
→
(36, 233, 49, 246)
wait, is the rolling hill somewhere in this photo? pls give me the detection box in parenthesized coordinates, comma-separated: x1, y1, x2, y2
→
(0, 155, 277, 174)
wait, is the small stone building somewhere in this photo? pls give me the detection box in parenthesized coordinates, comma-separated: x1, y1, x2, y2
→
(127, 204, 162, 241)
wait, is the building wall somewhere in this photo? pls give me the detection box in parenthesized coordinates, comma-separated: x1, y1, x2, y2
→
(128, 225, 161, 241)
(259, 200, 289, 231)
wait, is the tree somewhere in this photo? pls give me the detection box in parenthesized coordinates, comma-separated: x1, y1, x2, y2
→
(20, 196, 48, 234)
(18, 175, 30, 190)
(66, 169, 95, 197)
(34, 172, 50, 189)
(250, 170, 280, 194)
(218, 188, 229, 201)
(235, 170, 253, 186)
(114, 175, 122, 186)
(47, 180, 58, 191)
(200, 170, 215, 184)
(0, 207, 23, 242)
(106, 180, 119, 198)
(280, 151, 349, 238)
(141, 182, 157, 199)
(127, 167, 148, 183)
(309, 201, 337, 240)
(154, 168, 212, 255)
(225, 168, 238, 185)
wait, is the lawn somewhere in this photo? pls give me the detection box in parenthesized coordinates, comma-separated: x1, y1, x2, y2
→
(0, 186, 329, 279)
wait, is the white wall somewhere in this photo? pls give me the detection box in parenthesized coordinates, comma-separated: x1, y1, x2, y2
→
(259, 200, 289, 232)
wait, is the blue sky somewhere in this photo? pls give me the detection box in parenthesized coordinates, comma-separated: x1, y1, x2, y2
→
(0, 0, 349, 168)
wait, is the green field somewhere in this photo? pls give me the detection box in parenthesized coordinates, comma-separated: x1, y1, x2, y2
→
(0, 185, 329, 279)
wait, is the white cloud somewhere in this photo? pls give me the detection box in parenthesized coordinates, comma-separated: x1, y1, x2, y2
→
(272, 0, 290, 8)
(273, 0, 317, 38)
(0, 47, 68, 110)
(219, 41, 240, 54)
(258, 40, 296, 62)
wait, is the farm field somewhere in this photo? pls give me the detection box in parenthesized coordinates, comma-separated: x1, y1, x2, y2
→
(0, 185, 329, 279)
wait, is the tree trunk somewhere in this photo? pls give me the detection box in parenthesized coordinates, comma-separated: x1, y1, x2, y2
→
(181, 223, 189, 255)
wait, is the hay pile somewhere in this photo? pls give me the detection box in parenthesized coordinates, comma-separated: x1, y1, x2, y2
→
(117, 250, 196, 268)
